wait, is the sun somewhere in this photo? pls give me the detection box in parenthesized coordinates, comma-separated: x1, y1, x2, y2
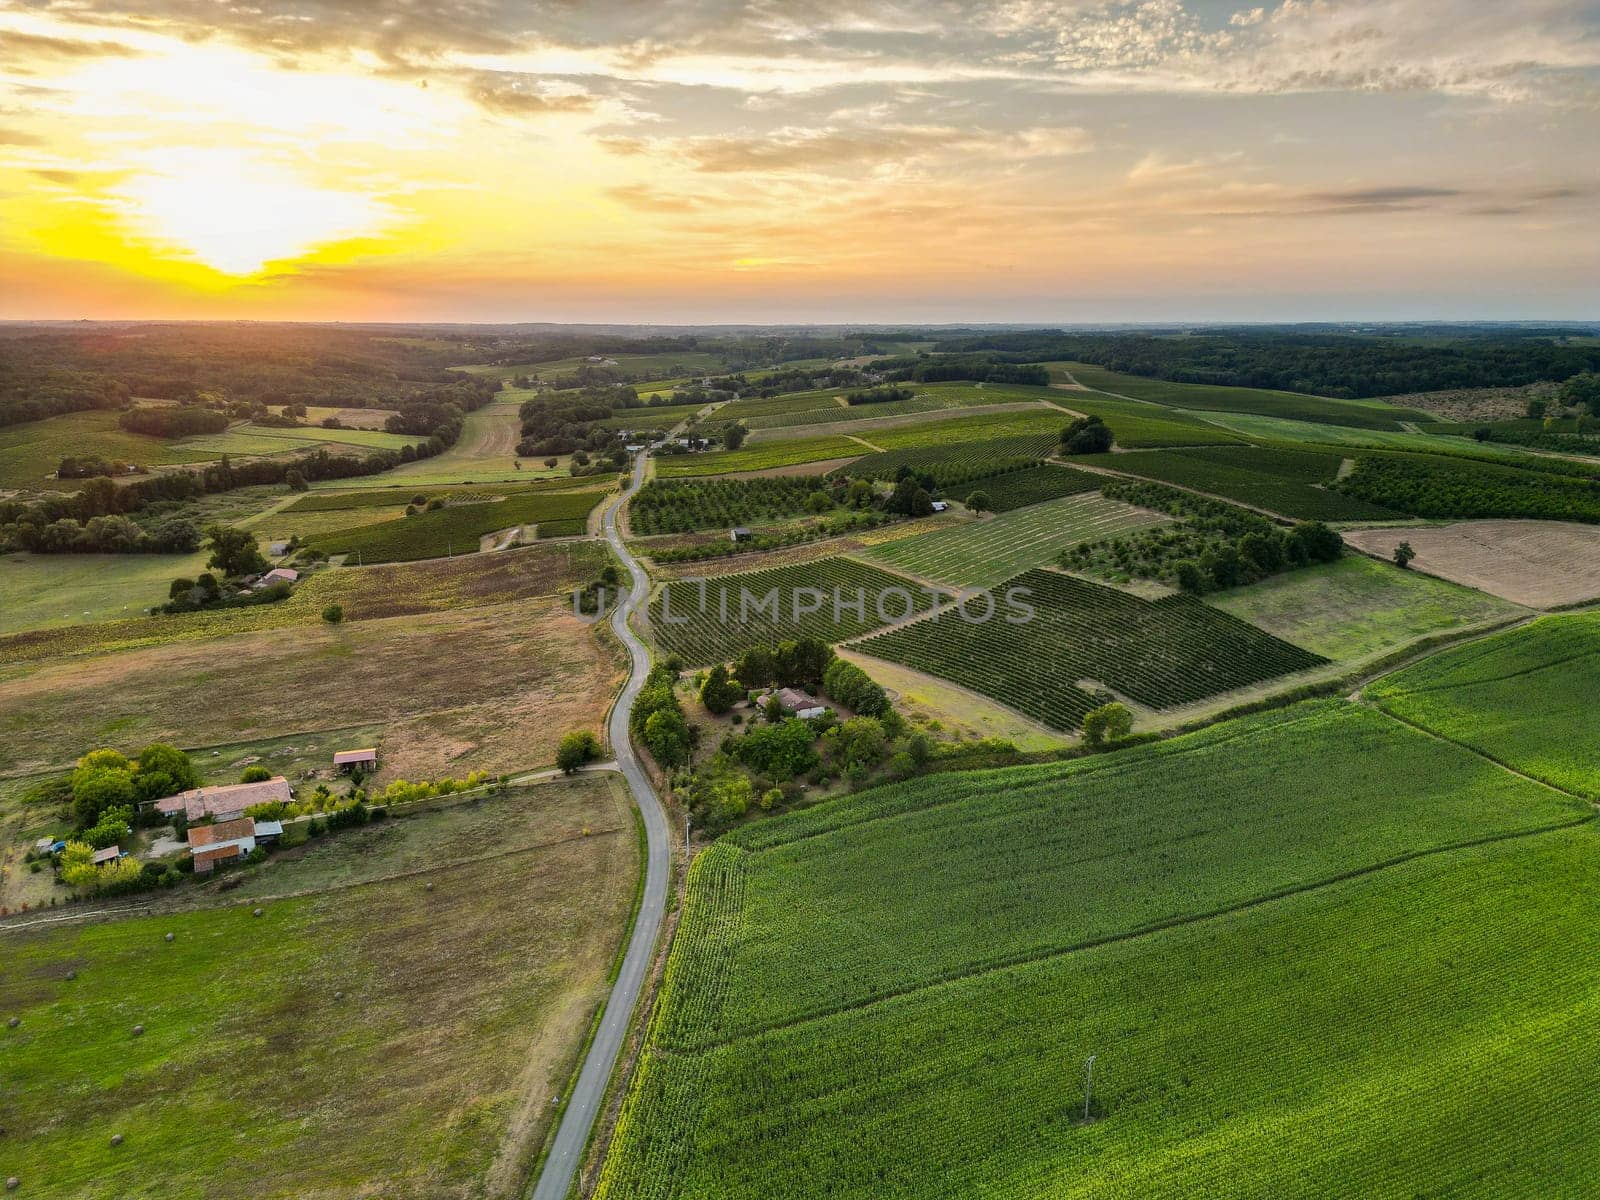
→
(113, 149, 393, 277)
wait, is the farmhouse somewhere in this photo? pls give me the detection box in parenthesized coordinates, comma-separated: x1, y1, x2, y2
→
(253, 567, 299, 590)
(186, 817, 258, 874)
(773, 687, 829, 720)
(153, 776, 292, 823)
(334, 748, 378, 773)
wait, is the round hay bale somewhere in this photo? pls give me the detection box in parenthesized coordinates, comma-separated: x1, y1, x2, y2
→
(425, 882, 434, 892)
(334, 991, 345, 1002)
(132, 1024, 144, 1037)
(6, 1017, 17, 1029)
(111, 1133, 124, 1147)
(164, 933, 175, 943)
(6, 1175, 17, 1190)
(252, 908, 263, 917)
(64, 970, 76, 981)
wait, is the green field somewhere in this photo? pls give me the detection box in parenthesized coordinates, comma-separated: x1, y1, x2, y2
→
(835, 439, 1050, 487)
(648, 556, 942, 663)
(629, 475, 834, 535)
(653, 435, 864, 477)
(0, 411, 212, 488)
(963, 464, 1102, 512)
(0, 776, 639, 1200)
(303, 485, 609, 562)
(1072, 445, 1400, 520)
(1368, 613, 1600, 796)
(1192, 410, 1541, 457)
(1057, 390, 1245, 448)
(324, 399, 568, 488)
(738, 384, 1041, 431)
(1207, 555, 1523, 660)
(599, 699, 1595, 1199)
(854, 493, 1169, 588)
(0, 548, 211, 634)
(857, 569, 1326, 728)
(863, 409, 1065, 452)
(1057, 362, 1429, 430)
(179, 422, 424, 455)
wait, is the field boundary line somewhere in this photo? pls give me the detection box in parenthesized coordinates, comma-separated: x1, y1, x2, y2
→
(665, 815, 1595, 1054)
(1365, 703, 1599, 804)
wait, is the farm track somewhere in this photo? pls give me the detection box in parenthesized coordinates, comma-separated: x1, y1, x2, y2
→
(527, 453, 671, 1200)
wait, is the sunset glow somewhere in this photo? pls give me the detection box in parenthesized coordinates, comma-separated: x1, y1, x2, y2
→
(2, 1, 1597, 321)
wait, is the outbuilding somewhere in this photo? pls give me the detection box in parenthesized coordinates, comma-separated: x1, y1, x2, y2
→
(187, 817, 258, 874)
(333, 748, 378, 773)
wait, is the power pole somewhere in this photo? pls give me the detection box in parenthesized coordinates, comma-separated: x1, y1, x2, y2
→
(1083, 1054, 1097, 1123)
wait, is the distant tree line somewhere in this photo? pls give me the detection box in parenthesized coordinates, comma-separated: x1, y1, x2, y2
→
(933, 331, 1600, 398)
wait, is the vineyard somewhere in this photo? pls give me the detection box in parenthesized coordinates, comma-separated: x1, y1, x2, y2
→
(855, 568, 1327, 728)
(1061, 361, 1431, 430)
(1368, 613, 1600, 796)
(283, 477, 591, 512)
(1077, 445, 1401, 520)
(647, 556, 944, 662)
(854, 493, 1169, 588)
(1337, 452, 1600, 523)
(865, 409, 1066, 452)
(653, 434, 864, 477)
(629, 475, 834, 534)
(598, 700, 1594, 1199)
(963, 463, 1102, 511)
(302, 484, 609, 562)
(1055, 390, 1245, 448)
(836, 440, 1052, 486)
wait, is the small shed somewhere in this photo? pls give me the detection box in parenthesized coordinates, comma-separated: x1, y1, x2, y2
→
(931, 500, 950, 513)
(91, 845, 123, 865)
(333, 748, 378, 773)
(268, 541, 290, 557)
(730, 527, 753, 543)
(187, 817, 258, 874)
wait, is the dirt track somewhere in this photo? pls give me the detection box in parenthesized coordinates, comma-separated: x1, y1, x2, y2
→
(1342, 519, 1600, 608)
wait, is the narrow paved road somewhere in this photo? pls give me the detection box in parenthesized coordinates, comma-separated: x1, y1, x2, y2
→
(529, 454, 671, 1200)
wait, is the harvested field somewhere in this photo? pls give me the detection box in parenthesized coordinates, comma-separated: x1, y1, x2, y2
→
(0, 541, 610, 665)
(1380, 383, 1557, 423)
(0, 597, 624, 778)
(1341, 519, 1600, 608)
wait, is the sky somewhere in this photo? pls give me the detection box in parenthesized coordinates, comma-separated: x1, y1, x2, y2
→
(1, 0, 1597, 324)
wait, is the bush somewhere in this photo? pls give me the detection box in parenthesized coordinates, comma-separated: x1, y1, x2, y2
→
(732, 719, 820, 780)
(557, 729, 603, 774)
(1082, 701, 1133, 748)
(1062, 415, 1113, 454)
(322, 602, 344, 624)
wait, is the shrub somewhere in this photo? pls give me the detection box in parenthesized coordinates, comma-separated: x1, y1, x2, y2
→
(1062, 415, 1113, 454)
(240, 766, 273, 784)
(1082, 701, 1134, 748)
(557, 730, 603, 774)
(322, 602, 344, 624)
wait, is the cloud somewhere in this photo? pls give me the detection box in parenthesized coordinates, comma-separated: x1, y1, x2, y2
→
(0, 126, 43, 146)
(0, 29, 138, 64)
(464, 74, 598, 117)
(639, 122, 1091, 173)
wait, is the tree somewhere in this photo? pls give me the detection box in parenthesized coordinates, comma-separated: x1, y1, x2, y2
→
(699, 664, 741, 715)
(240, 766, 273, 783)
(205, 524, 268, 579)
(642, 708, 691, 767)
(1174, 560, 1206, 595)
(1082, 702, 1133, 748)
(733, 646, 775, 689)
(806, 490, 833, 514)
(137, 743, 198, 791)
(773, 638, 832, 690)
(965, 490, 992, 513)
(1288, 521, 1344, 563)
(845, 479, 876, 510)
(284, 469, 309, 492)
(1239, 531, 1284, 573)
(1394, 541, 1416, 569)
(322, 602, 344, 624)
(724, 422, 749, 451)
(72, 767, 134, 830)
(1062, 415, 1113, 454)
(735, 719, 820, 780)
(887, 478, 934, 516)
(557, 730, 602, 774)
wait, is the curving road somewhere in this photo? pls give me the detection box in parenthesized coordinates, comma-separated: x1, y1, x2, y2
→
(530, 453, 671, 1200)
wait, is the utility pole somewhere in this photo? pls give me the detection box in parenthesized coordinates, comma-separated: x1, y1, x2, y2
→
(1083, 1054, 1097, 1123)
(685, 816, 691, 862)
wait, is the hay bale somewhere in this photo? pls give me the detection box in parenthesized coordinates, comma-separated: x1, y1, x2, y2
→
(252, 908, 263, 917)
(111, 1134, 124, 1147)
(164, 932, 175, 943)
(132, 1024, 144, 1037)
(6, 1017, 17, 1029)
(6, 1175, 18, 1190)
